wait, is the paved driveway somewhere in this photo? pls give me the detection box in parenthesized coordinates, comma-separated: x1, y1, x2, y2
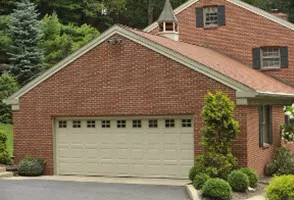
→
(0, 179, 190, 200)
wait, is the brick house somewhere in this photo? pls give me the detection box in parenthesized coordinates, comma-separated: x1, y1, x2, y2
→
(5, 0, 294, 177)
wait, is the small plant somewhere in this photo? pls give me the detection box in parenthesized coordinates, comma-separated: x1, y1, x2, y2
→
(0, 131, 12, 165)
(239, 168, 259, 188)
(201, 178, 232, 200)
(18, 156, 45, 176)
(193, 173, 210, 190)
(228, 170, 249, 192)
(266, 175, 294, 200)
(266, 147, 294, 176)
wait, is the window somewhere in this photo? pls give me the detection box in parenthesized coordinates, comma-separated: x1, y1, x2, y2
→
(149, 120, 158, 128)
(87, 120, 95, 128)
(259, 105, 273, 147)
(73, 120, 81, 128)
(261, 47, 281, 68)
(133, 120, 142, 128)
(204, 7, 218, 27)
(117, 120, 126, 128)
(182, 119, 192, 128)
(102, 120, 111, 128)
(59, 120, 67, 128)
(165, 119, 175, 128)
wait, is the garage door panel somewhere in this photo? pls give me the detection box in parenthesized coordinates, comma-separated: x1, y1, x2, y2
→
(55, 116, 194, 178)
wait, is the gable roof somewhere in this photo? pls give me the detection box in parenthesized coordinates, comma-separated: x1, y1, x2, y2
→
(5, 25, 294, 106)
(158, 0, 178, 22)
(143, 0, 294, 32)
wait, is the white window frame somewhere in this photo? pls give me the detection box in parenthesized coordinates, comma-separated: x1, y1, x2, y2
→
(73, 120, 81, 128)
(87, 120, 96, 128)
(117, 120, 126, 128)
(182, 119, 192, 128)
(261, 47, 281, 69)
(102, 120, 111, 128)
(203, 6, 218, 27)
(149, 120, 158, 128)
(132, 120, 142, 128)
(59, 120, 67, 128)
(165, 119, 175, 128)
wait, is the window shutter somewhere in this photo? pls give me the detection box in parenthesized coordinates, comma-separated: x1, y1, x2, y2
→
(253, 48, 261, 69)
(258, 105, 264, 147)
(196, 7, 204, 27)
(218, 5, 225, 26)
(280, 47, 288, 68)
(268, 106, 273, 144)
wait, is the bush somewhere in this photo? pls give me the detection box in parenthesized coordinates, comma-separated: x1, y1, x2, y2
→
(264, 163, 277, 177)
(266, 175, 294, 200)
(201, 178, 232, 200)
(189, 155, 205, 181)
(18, 156, 45, 176)
(0, 131, 11, 165)
(228, 170, 249, 192)
(239, 168, 259, 188)
(266, 147, 294, 176)
(193, 173, 210, 189)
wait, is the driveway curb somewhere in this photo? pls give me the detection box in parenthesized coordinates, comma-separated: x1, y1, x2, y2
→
(185, 185, 201, 200)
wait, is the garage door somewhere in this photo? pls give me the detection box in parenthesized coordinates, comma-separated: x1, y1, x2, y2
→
(55, 116, 194, 178)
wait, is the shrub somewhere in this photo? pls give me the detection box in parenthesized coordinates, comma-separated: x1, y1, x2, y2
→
(239, 168, 259, 188)
(266, 175, 294, 200)
(193, 173, 210, 189)
(201, 178, 232, 200)
(228, 170, 249, 192)
(0, 131, 11, 165)
(264, 163, 277, 177)
(18, 156, 45, 176)
(189, 155, 205, 181)
(266, 147, 294, 176)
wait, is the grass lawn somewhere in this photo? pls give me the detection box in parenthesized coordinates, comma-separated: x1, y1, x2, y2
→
(0, 123, 13, 155)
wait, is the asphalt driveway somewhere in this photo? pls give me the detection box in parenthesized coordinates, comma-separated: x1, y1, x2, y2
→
(0, 179, 190, 200)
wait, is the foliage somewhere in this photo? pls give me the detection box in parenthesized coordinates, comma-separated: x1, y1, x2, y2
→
(201, 178, 232, 200)
(266, 147, 294, 176)
(266, 175, 294, 200)
(0, 131, 12, 165)
(40, 12, 99, 68)
(0, 73, 19, 124)
(189, 155, 205, 181)
(193, 173, 210, 190)
(8, 0, 44, 86)
(239, 168, 259, 188)
(0, 123, 13, 155)
(193, 91, 239, 179)
(264, 163, 277, 177)
(281, 105, 294, 143)
(0, 15, 11, 74)
(18, 156, 45, 176)
(228, 170, 249, 192)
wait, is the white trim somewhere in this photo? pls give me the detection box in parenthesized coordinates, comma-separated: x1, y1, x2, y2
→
(143, 0, 294, 33)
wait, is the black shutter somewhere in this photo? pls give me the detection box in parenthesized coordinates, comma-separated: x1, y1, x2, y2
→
(253, 48, 261, 69)
(268, 106, 273, 144)
(218, 5, 225, 26)
(258, 105, 264, 147)
(196, 7, 204, 27)
(280, 47, 288, 68)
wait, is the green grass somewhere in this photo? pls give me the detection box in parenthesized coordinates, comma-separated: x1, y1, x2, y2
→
(0, 123, 13, 155)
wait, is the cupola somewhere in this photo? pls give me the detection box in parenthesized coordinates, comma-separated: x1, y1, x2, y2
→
(157, 0, 179, 41)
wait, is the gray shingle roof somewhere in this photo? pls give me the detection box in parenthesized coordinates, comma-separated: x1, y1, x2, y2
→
(158, 0, 178, 22)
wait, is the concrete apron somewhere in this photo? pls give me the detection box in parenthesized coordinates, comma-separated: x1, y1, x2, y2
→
(3, 176, 190, 186)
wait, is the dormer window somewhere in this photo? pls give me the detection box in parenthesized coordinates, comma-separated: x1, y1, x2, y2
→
(204, 7, 218, 27)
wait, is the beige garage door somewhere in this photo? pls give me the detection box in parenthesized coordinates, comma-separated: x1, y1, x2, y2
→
(55, 116, 194, 178)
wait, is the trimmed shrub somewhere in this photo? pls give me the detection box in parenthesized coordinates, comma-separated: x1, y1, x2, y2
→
(193, 173, 210, 190)
(266, 175, 294, 200)
(201, 178, 232, 200)
(0, 131, 12, 165)
(228, 170, 249, 192)
(18, 156, 45, 176)
(239, 168, 259, 188)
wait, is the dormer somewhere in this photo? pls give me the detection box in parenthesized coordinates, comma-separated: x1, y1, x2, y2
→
(157, 0, 179, 41)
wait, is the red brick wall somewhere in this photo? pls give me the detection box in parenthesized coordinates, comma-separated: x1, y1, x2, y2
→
(149, 0, 294, 85)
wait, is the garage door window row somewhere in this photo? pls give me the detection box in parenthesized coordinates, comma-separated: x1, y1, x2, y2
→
(58, 119, 192, 129)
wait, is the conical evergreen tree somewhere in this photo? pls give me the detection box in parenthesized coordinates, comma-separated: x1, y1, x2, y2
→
(8, 0, 43, 86)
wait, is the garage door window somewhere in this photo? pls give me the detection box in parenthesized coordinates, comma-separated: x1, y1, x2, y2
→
(87, 121, 96, 128)
(73, 121, 81, 128)
(182, 119, 192, 128)
(149, 120, 158, 128)
(133, 120, 142, 128)
(165, 119, 175, 128)
(59, 121, 67, 128)
(102, 120, 111, 128)
(117, 120, 126, 128)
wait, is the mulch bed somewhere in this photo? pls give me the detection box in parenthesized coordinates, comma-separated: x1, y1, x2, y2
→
(199, 183, 267, 200)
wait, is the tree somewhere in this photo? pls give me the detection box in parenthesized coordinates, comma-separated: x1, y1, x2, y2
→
(0, 15, 11, 74)
(8, 0, 44, 86)
(0, 73, 19, 124)
(200, 91, 239, 179)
